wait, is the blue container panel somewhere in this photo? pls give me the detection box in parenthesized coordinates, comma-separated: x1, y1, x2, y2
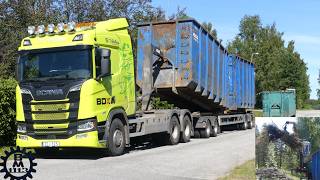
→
(312, 151, 320, 180)
(137, 19, 255, 112)
(137, 26, 151, 84)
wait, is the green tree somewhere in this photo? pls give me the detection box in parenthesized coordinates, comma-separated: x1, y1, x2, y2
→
(256, 124, 270, 168)
(228, 15, 310, 108)
(0, 78, 17, 146)
(202, 22, 217, 38)
(266, 142, 277, 168)
(317, 70, 320, 100)
(297, 117, 320, 154)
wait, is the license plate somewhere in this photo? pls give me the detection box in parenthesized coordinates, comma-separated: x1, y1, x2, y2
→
(41, 141, 60, 147)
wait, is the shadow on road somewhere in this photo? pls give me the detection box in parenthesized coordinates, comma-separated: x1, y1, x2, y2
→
(33, 128, 244, 160)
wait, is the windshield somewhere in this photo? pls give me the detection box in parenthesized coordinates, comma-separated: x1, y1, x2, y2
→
(17, 49, 92, 82)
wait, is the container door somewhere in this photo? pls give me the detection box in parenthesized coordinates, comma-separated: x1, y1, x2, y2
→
(270, 93, 281, 117)
(282, 93, 289, 117)
(227, 56, 236, 108)
(262, 93, 269, 116)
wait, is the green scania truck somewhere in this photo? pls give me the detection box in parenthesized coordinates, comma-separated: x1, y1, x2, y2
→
(15, 18, 255, 156)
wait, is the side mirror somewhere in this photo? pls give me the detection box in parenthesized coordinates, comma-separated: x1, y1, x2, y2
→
(96, 48, 111, 80)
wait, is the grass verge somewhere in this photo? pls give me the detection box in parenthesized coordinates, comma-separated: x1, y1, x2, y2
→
(252, 109, 263, 117)
(218, 159, 255, 180)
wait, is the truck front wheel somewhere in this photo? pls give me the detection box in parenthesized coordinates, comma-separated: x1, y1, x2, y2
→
(107, 118, 125, 156)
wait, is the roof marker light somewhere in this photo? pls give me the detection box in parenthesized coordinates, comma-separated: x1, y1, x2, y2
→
(37, 25, 45, 34)
(67, 22, 76, 32)
(23, 39, 32, 46)
(27, 26, 35, 35)
(72, 34, 83, 41)
(57, 23, 65, 32)
(48, 24, 55, 33)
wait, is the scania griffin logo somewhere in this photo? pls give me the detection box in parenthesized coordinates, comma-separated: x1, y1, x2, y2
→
(36, 89, 63, 96)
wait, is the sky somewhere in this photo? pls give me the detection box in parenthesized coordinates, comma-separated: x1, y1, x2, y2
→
(255, 117, 297, 134)
(152, 0, 320, 99)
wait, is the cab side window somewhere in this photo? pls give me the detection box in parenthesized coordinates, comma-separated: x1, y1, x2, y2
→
(95, 48, 101, 77)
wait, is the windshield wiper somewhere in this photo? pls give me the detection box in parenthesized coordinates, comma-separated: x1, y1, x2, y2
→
(22, 79, 46, 83)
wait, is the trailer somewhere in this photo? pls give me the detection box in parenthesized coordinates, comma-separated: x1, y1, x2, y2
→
(15, 18, 255, 156)
(262, 89, 296, 117)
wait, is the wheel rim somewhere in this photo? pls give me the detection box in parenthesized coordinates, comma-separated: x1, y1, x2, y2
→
(214, 125, 218, 134)
(113, 129, 123, 147)
(172, 124, 179, 139)
(244, 121, 248, 129)
(184, 123, 190, 137)
(206, 123, 211, 135)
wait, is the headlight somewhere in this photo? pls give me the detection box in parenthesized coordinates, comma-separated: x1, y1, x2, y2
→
(77, 121, 95, 132)
(37, 25, 45, 34)
(20, 88, 32, 95)
(27, 26, 35, 35)
(67, 22, 76, 32)
(57, 23, 65, 32)
(48, 24, 55, 33)
(17, 124, 26, 133)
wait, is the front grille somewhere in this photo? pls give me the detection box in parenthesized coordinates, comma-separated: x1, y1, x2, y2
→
(32, 112, 69, 120)
(21, 86, 81, 139)
(32, 103, 69, 111)
(27, 100, 75, 139)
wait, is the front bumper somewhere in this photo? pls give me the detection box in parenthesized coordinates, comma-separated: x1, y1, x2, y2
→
(16, 131, 106, 148)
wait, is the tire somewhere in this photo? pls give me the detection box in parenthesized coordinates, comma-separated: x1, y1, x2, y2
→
(247, 120, 253, 129)
(241, 121, 248, 130)
(180, 115, 191, 143)
(200, 120, 211, 138)
(107, 118, 126, 156)
(211, 120, 219, 137)
(193, 130, 200, 138)
(166, 116, 181, 145)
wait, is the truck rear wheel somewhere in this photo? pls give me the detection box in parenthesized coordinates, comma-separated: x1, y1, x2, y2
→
(200, 120, 211, 138)
(167, 116, 181, 145)
(107, 118, 125, 156)
(211, 120, 219, 137)
(180, 115, 191, 143)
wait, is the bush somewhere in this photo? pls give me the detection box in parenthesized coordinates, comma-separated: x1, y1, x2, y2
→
(0, 78, 17, 146)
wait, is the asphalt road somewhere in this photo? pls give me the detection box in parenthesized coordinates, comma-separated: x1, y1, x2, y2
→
(296, 110, 320, 117)
(31, 129, 254, 180)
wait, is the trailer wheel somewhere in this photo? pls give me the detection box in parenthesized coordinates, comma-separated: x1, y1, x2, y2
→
(167, 115, 181, 145)
(200, 120, 211, 138)
(211, 120, 219, 137)
(247, 120, 253, 129)
(180, 115, 191, 143)
(241, 120, 248, 130)
(193, 130, 200, 138)
(107, 118, 125, 156)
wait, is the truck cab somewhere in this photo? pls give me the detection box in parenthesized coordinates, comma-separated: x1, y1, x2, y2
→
(16, 18, 135, 155)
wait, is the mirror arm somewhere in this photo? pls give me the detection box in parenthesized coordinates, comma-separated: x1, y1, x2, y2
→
(95, 73, 112, 81)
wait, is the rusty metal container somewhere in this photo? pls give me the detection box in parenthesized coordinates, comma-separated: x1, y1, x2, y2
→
(137, 19, 255, 112)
